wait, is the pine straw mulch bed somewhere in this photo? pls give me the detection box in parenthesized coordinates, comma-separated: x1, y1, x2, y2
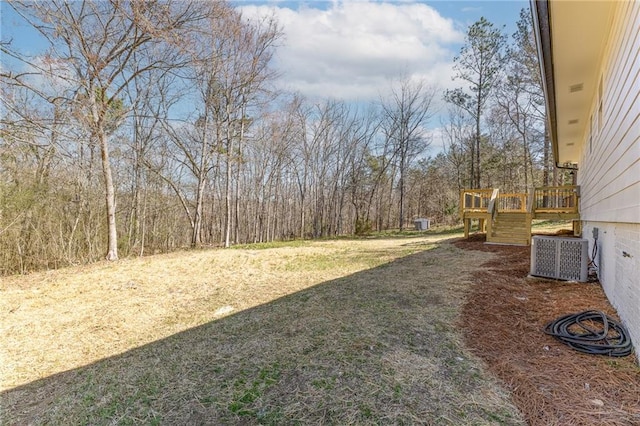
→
(456, 233, 640, 426)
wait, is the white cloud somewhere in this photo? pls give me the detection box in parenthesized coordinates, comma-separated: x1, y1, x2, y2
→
(425, 125, 448, 155)
(238, 1, 464, 102)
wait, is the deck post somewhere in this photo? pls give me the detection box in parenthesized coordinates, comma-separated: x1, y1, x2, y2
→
(573, 220, 582, 236)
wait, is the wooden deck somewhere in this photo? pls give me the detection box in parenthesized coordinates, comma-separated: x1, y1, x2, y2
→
(460, 186, 580, 246)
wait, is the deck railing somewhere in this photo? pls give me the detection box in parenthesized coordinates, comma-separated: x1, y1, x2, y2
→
(496, 193, 528, 212)
(460, 186, 579, 216)
(459, 189, 494, 215)
(532, 186, 580, 213)
(460, 189, 528, 213)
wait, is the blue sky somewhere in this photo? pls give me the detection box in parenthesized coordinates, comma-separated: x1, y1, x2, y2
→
(233, 0, 529, 153)
(234, 0, 529, 101)
(2, 1, 529, 96)
(1, 0, 529, 151)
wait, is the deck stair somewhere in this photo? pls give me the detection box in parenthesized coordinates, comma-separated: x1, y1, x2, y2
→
(488, 212, 531, 245)
(460, 186, 580, 246)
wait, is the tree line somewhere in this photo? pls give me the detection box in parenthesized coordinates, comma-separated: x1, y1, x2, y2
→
(1, 2, 568, 274)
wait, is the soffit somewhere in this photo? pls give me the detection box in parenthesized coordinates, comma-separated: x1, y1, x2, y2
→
(549, 0, 616, 164)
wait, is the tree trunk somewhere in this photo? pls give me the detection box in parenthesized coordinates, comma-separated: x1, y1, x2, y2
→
(399, 155, 405, 230)
(224, 115, 233, 248)
(475, 102, 482, 188)
(98, 129, 118, 261)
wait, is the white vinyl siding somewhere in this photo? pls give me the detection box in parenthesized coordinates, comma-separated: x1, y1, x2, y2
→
(577, 1, 640, 362)
(579, 0, 640, 224)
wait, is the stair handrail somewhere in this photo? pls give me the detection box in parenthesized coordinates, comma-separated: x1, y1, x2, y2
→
(487, 188, 499, 220)
(527, 187, 535, 213)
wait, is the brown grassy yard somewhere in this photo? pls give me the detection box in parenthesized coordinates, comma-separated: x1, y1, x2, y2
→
(1, 226, 638, 425)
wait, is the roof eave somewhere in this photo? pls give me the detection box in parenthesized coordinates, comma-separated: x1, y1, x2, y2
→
(530, 0, 564, 167)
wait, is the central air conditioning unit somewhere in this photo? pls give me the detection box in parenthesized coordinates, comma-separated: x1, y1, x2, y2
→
(530, 236, 589, 282)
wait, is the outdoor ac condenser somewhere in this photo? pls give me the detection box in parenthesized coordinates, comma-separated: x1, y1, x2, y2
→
(530, 236, 588, 282)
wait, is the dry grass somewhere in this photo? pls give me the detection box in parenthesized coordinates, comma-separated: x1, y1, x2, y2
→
(1, 239, 398, 390)
(1, 232, 524, 425)
(4, 223, 636, 425)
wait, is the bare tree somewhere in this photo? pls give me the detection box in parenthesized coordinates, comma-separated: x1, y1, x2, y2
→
(380, 77, 436, 230)
(6, 0, 208, 260)
(511, 8, 549, 186)
(490, 8, 546, 191)
(442, 105, 474, 190)
(1, 5, 557, 275)
(494, 70, 538, 190)
(196, 10, 281, 247)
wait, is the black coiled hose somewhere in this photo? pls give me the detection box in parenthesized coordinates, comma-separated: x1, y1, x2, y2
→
(543, 310, 633, 357)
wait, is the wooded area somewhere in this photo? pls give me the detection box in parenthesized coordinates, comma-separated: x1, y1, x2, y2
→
(1, 2, 569, 274)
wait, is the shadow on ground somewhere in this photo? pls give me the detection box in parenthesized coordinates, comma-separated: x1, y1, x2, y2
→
(2, 240, 523, 425)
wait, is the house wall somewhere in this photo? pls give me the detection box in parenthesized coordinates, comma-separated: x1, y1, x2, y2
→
(578, 1, 640, 358)
(581, 222, 640, 358)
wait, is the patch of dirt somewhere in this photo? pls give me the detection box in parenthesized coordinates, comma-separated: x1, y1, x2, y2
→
(456, 233, 640, 426)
